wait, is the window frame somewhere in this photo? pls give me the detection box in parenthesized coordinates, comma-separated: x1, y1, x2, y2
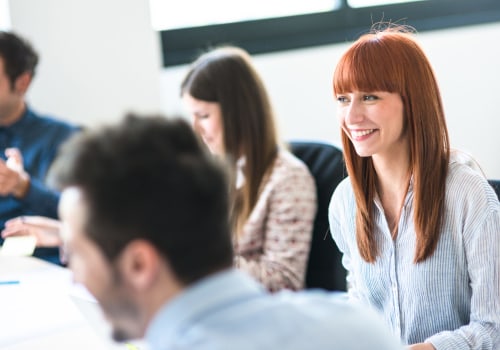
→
(159, 0, 500, 67)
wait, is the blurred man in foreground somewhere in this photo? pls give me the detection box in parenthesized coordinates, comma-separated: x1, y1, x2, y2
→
(50, 113, 403, 350)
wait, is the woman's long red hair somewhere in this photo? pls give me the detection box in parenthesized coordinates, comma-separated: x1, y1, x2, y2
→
(333, 26, 450, 263)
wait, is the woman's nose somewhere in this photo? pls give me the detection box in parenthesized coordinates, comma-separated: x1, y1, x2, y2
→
(191, 117, 200, 133)
(344, 101, 364, 125)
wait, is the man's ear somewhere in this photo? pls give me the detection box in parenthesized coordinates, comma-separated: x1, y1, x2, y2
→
(14, 72, 32, 95)
(118, 240, 162, 291)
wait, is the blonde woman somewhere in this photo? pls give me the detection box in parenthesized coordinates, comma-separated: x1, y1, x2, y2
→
(181, 46, 317, 292)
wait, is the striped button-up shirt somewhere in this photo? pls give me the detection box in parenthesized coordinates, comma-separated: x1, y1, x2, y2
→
(329, 161, 500, 349)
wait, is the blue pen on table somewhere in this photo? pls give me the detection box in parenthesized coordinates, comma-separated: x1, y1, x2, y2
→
(0, 280, 20, 285)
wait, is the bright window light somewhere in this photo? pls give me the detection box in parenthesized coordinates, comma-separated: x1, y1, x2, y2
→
(348, 0, 427, 8)
(149, 0, 341, 31)
(0, 0, 11, 31)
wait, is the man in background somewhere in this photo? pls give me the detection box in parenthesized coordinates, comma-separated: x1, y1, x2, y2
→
(0, 31, 80, 263)
(50, 113, 403, 350)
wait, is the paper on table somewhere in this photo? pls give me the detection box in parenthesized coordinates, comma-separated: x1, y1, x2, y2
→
(0, 282, 87, 348)
(0, 236, 36, 256)
(0, 255, 146, 350)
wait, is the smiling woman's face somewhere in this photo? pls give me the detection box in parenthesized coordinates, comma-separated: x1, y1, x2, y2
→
(336, 90, 407, 160)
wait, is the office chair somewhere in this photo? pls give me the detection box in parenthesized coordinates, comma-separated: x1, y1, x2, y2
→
(488, 179, 500, 200)
(289, 141, 347, 291)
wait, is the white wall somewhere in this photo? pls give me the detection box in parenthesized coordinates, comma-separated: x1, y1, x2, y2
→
(7, 1, 500, 178)
(162, 22, 500, 179)
(8, 0, 163, 127)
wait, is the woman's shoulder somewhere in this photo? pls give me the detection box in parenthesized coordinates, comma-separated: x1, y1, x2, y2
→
(262, 149, 316, 192)
(273, 149, 314, 178)
(277, 148, 309, 168)
(331, 176, 353, 198)
(329, 177, 353, 207)
(446, 161, 499, 209)
(328, 177, 355, 231)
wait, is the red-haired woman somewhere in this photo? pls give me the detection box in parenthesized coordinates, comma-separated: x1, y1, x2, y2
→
(329, 25, 499, 349)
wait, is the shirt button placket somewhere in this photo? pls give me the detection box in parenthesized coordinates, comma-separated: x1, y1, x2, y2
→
(389, 244, 401, 337)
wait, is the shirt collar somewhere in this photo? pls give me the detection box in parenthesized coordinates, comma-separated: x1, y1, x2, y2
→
(145, 269, 265, 349)
(2, 106, 32, 132)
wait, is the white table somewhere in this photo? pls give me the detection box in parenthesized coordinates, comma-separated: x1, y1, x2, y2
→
(0, 256, 145, 350)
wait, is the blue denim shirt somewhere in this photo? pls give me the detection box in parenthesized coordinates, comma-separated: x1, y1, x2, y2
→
(0, 106, 80, 261)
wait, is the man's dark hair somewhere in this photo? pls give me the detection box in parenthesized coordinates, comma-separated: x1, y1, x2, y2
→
(50, 113, 233, 284)
(0, 31, 39, 88)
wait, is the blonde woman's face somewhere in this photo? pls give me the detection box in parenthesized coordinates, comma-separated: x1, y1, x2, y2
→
(182, 93, 225, 156)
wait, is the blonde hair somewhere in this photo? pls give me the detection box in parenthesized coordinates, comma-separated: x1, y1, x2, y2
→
(181, 46, 279, 236)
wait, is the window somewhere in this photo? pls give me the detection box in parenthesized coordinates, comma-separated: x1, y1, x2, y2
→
(0, 0, 11, 31)
(156, 0, 500, 67)
(348, 0, 426, 8)
(149, 0, 429, 31)
(150, 0, 341, 31)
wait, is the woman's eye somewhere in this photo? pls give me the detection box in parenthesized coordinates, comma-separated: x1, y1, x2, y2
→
(337, 96, 349, 103)
(363, 95, 378, 101)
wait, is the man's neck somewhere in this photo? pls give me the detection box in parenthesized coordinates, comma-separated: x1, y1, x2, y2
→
(0, 100, 26, 127)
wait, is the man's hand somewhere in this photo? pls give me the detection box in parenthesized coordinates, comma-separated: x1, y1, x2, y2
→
(0, 148, 30, 198)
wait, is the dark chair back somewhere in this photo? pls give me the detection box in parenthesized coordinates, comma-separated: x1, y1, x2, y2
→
(289, 141, 347, 291)
(488, 179, 500, 200)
